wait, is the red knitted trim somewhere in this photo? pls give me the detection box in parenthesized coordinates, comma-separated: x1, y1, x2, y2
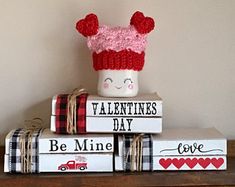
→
(92, 50, 145, 71)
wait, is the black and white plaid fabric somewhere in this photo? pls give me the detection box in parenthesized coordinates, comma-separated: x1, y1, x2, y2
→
(8, 128, 43, 173)
(123, 134, 153, 171)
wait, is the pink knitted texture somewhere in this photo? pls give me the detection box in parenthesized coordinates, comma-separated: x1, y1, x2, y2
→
(87, 25, 147, 54)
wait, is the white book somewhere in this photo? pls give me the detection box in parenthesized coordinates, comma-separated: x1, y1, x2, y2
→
(116, 128, 227, 171)
(4, 128, 114, 173)
(5, 129, 114, 155)
(51, 93, 162, 117)
(51, 115, 162, 133)
(117, 128, 227, 156)
(152, 128, 227, 156)
(5, 153, 113, 172)
(115, 155, 227, 171)
(86, 93, 162, 117)
(39, 129, 114, 154)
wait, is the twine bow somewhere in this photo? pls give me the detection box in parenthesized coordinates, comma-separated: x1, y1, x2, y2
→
(125, 134, 144, 172)
(66, 87, 87, 134)
(24, 118, 43, 130)
(19, 118, 44, 173)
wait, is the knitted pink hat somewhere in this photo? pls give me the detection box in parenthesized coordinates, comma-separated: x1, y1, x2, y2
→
(76, 11, 155, 71)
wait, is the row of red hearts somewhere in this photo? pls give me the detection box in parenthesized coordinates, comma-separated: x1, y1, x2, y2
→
(159, 158, 224, 169)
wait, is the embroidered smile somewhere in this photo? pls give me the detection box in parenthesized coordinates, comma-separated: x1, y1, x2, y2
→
(115, 86, 122, 89)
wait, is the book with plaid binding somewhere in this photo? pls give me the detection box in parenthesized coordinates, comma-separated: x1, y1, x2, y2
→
(115, 128, 227, 171)
(122, 134, 153, 171)
(51, 93, 162, 134)
(5, 128, 114, 173)
(6, 128, 43, 173)
(55, 93, 88, 134)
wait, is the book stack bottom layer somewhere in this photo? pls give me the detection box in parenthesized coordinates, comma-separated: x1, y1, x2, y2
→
(115, 128, 227, 171)
(5, 129, 114, 173)
(4, 128, 227, 172)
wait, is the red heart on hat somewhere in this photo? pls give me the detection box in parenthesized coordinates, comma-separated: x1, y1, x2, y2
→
(159, 158, 172, 169)
(130, 11, 155, 34)
(76, 13, 99, 37)
(211, 158, 224, 169)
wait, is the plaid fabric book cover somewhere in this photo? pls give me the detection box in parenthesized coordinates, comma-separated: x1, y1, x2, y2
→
(55, 93, 88, 134)
(8, 128, 43, 173)
(123, 134, 153, 171)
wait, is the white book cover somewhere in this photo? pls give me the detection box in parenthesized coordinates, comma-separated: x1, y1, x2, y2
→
(51, 115, 162, 134)
(5, 129, 114, 155)
(52, 93, 162, 117)
(86, 93, 162, 117)
(115, 155, 227, 171)
(5, 153, 113, 172)
(117, 128, 227, 156)
(39, 129, 114, 154)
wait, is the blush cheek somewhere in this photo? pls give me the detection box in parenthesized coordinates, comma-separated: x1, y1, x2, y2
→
(103, 82, 109, 89)
(128, 84, 134, 90)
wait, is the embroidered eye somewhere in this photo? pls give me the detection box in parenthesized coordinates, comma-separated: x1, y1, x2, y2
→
(124, 78, 133, 84)
(104, 78, 113, 83)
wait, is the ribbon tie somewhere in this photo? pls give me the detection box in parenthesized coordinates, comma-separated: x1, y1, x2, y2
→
(19, 118, 44, 173)
(66, 88, 87, 134)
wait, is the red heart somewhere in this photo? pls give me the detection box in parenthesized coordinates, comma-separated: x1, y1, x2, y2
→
(130, 11, 155, 34)
(172, 158, 185, 169)
(76, 13, 99, 37)
(211, 158, 224, 169)
(198, 158, 211, 169)
(159, 158, 172, 169)
(130, 11, 145, 26)
(185, 158, 198, 169)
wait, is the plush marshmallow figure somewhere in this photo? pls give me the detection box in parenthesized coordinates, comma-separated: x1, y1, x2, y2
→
(76, 11, 155, 97)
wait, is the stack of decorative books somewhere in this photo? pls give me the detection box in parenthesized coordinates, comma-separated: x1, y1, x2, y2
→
(4, 93, 163, 173)
(4, 92, 227, 172)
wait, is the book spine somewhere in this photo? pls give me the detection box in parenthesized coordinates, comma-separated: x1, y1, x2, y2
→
(155, 155, 227, 170)
(52, 97, 162, 117)
(51, 115, 162, 133)
(117, 137, 227, 156)
(86, 100, 162, 117)
(4, 153, 113, 172)
(39, 136, 114, 154)
(86, 117, 162, 133)
(114, 155, 227, 171)
(39, 153, 113, 172)
(153, 139, 227, 156)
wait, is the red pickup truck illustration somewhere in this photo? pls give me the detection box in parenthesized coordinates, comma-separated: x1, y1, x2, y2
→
(58, 160, 87, 171)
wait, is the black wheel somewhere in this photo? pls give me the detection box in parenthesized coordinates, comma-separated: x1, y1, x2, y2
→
(61, 166, 67, 171)
(79, 166, 86, 170)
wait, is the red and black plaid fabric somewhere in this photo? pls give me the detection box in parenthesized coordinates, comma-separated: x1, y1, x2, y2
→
(55, 93, 88, 134)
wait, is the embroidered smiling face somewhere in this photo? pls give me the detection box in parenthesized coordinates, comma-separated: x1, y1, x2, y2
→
(97, 70, 138, 97)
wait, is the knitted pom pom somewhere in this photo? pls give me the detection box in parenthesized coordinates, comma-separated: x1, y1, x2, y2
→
(130, 11, 155, 34)
(76, 13, 99, 37)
